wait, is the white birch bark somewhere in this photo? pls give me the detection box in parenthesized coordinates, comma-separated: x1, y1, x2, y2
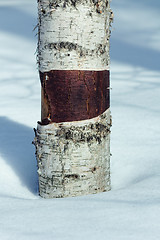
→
(34, 109, 111, 198)
(37, 0, 111, 71)
(34, 0, 112, 198)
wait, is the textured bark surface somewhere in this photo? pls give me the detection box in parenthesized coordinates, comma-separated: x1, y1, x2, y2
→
(34, 109, 111, 198)
(35, 0, 112, 198)
(40, 70, 110, 123)
(37, 0, 112, 71)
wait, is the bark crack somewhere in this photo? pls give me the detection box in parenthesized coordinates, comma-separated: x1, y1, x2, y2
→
(81, 71, 91, 116)
(40, 73, 52, 125)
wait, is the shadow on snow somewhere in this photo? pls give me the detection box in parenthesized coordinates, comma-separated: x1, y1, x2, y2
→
(0, 117, 38, 194)
(110, 38, 160, 72)
(0, 6, 37, 40)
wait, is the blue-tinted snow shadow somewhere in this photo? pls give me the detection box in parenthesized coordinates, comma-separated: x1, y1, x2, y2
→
(0, 117, 38, 194)
(0, 6, 37, 40)
(110, 38, 160, 72)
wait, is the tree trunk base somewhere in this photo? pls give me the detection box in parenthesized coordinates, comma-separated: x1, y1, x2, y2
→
(33, 109, 111, 198)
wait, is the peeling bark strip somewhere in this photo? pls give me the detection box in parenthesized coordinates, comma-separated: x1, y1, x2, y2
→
(40, 70, 110, 123)
(34, 109, 111, 198)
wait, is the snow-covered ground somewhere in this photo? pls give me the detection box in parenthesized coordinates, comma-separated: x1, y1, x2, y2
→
(0, 0, 160, 239)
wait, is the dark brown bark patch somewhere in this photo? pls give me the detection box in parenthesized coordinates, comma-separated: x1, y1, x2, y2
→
(40, 70, 110, 124)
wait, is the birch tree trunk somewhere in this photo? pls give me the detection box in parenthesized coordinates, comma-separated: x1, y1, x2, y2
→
(34, 0, 112, 198)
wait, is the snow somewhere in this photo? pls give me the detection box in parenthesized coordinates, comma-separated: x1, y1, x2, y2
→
(0, 0, 160, 239)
